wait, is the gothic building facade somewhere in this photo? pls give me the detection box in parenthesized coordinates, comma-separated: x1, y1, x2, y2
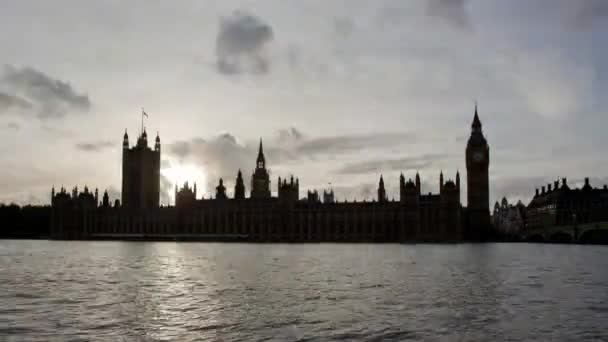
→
(50, 107, 492, 242)
(525, 178, 608, 230)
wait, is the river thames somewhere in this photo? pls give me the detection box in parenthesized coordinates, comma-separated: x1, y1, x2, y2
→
(1, 241, 607, 341)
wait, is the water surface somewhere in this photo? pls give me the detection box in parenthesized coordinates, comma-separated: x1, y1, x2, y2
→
(1, 241, 607, 341)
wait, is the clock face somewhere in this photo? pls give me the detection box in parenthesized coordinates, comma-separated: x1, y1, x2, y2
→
(473, 152, 484, 162)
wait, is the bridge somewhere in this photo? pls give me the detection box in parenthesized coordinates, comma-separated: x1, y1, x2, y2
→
(520, 221, 608, 244)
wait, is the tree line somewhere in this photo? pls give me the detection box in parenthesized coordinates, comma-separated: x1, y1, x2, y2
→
(0, 204, 51, 238)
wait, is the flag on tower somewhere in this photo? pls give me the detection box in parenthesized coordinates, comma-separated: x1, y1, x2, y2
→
(142, 108, 148, 117)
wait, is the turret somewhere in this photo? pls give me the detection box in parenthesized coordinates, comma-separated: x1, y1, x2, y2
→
(440, 171, 444, 192)
(141, 128, 148, 147)
(403, 179, 419, 206)
(102, 190, 110, 207)
(155, 132, 161, 152)
(583, 177, 592, 191)
(415, 172, 421, 195)
(123, 129, 129, 149)
(562, 178, 569, 190)
(216, 178, 227, 200)
(235, 169, 245, 200)
(377, 175, 387, 203)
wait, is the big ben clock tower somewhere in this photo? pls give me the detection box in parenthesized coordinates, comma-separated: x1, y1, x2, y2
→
(466, 104, 490, 240)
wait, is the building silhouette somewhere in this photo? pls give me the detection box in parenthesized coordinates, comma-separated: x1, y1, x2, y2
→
(526, 178, 608, 230)
(50, 106, 492, 242)
(465, 104, 491, 239)
(121, 129, 160, 210)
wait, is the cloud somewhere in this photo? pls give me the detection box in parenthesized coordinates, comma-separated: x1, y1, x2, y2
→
(75, 141, 114, 152)
(0, 92, 32, 113)
(160, 174, 172, 205)
(0, 65, 90, 118)
(427, 0, 470, 30)
(276, 127, 304, 144)
(216, 10, 274, 75)
(5, 122, 20, 130)
(333, 17, 356, 38)
(296, 132, 415, 158)
(569, 0, 608, 29)
(167, 132, 252, 193)
(335, 154, 450, 175)
(165, 128, 415, 195)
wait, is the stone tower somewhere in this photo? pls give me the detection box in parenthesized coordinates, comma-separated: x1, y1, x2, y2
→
(465, 104, 490, 239)
(121, 128, 161, 210)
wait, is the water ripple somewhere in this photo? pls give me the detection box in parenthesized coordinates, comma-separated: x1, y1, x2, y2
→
(1, 241, 608, 341)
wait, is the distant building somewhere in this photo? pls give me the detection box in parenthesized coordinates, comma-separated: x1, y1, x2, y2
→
(526, 178, 608, 230)
(50, 106, 492, 242)
(493, 197, 526, 236)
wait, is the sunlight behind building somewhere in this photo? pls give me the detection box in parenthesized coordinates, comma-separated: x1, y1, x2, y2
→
(161, 163, 206, 204)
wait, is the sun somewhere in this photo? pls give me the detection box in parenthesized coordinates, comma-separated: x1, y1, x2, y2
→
(161, 162, 207, 203)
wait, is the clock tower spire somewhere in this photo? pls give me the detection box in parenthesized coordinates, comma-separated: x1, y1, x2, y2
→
(466, 103, 490, 240)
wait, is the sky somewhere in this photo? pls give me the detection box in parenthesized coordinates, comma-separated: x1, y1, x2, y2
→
(0, 0, 607, 207)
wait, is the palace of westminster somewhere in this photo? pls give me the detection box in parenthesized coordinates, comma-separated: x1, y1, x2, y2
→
(50, 107, 492, 242)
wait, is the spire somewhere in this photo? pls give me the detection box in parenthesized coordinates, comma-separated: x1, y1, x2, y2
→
(258, 138, 264, 159)
(154, 131, 161, 151)
(377, 174, 387, 202)
(472, 102, 482, 130)
(123, 129, 129, 149)
(235, 169, 245, 200)
(256, 138, 265, 168)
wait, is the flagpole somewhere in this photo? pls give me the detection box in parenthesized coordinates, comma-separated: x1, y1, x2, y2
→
(141, 108, 144, 135)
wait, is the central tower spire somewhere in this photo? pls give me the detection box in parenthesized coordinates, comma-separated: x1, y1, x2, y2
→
(251, 137, 271, 199)
(256, 138, 265, 169)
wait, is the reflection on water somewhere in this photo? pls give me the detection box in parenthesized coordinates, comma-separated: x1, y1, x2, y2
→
(1, 241, 608, 341)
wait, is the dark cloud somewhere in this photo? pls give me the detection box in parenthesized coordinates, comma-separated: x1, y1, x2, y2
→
(216, 10, 274, 75)
(427, 0, 471, 30)
(335, 154, 450, 175)
(570, 0, 608, 29)
(75, 141, 114, 152)
(0, 92, 32, 113)
(0, 65, 90, 118)
(296, 132, 415, 158)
